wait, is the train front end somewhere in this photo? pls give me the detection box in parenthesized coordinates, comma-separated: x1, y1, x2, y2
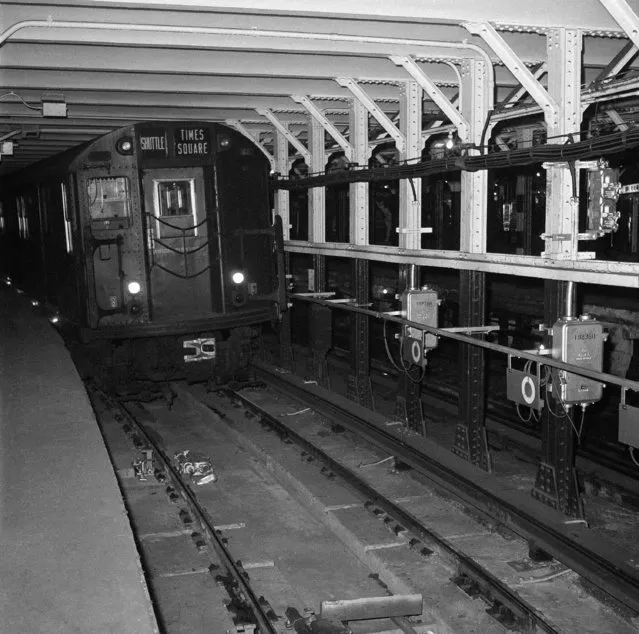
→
(72, 121, 284, 388)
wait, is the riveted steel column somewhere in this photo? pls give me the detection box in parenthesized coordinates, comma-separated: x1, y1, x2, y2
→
(395, 264, 425, 433)
(309, 254, 330, 387)
(349, 98, 369, 247)
(274, 128, 291, 240)
(347, 259, 373, 408)
(453, 59, 492, 471)
(308, 119, 326, 244)
(532, 28, 584, 518)
(274, 129, 293, 370)
(395, 81, 425, 431)
(347, 98, 373, 407)
(306, 117, 329, 384)
(398, 81, 422, 251)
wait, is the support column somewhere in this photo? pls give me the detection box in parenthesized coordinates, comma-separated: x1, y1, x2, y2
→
(308, 119, 325, 243)
(395, 264, 425, 434)
(393, 82, 425, 431)
(347, 259, 373, 408)
(452, 58, 492, 471)
(309, 254, 330, 387)
(397, 81, 423, 251)
(532, 28, 584, 517)
(346, 99, 373, 408)
(274, 129, 293, 370)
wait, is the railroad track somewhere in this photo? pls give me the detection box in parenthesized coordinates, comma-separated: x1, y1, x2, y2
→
(88, 375, 638, 633)
(248, 359, 639, 625)
(319, 344, 639, 488)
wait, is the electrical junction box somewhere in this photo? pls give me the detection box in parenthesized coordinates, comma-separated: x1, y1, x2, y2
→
(552, 316, 604, 405)
(401, 288, 439, 350)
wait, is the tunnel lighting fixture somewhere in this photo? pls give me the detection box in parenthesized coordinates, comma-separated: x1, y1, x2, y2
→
(31, 299, 39, 307)
(231, 271, 245, 285)
(3, 276, 11, 286)
(127, 281, 142, 295)
(49, 314, 60, 325)
(445, 131, 455, 150)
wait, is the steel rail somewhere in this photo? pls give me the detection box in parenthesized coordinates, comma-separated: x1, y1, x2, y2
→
(225, 387, 559, 634)
(93, 390, 279, 634)
(252, 360, 639, 617)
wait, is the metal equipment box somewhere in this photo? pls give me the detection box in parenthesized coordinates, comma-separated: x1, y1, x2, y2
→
(402, 288, 439, 349)
(552, 317, 604, 405)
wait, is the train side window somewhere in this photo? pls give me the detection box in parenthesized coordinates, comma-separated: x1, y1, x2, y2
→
(61, 182, 73, 253)
(156, 180, 194, 218)
(87, 177, 131, 221)
(16, 195, 29, 239)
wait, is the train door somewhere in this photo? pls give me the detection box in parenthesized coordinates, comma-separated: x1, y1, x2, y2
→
(142, 168, 212, 319)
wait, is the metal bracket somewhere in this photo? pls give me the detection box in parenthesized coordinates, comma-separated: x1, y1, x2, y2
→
(600, 0, 639, 49)
(396, 227, 433, 234)
(464, 22, 558, 119)
(256, 107, 310, 162)
(390, 55, 470, 140)
(292, 95, 353, 161)
(225, 119, 274, 167)
(336, 77, 405, 152)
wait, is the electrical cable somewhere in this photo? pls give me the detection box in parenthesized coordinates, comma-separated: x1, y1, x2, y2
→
(630, 446, 639, 468)
(0, 91, 41, 111)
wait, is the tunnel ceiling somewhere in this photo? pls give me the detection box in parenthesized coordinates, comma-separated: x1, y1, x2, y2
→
(1, 0, 639, 175)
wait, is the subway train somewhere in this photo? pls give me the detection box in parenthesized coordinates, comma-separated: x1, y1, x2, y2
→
(0, 121, 286, 393)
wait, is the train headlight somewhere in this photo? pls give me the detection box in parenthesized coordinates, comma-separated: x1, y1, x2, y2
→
(231, 271, 245, 285)
(115, 136, 134, 155)
(127, 281, 142, 295)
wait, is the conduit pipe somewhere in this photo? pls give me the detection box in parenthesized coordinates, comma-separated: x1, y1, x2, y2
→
(0, 18, 495, 88)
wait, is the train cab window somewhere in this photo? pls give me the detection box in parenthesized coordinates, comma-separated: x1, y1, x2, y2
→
(87, 177, 131, 221)
(60, 182, 73, 253)
(157, 180, 194, 218)
(152, 178, 197, 238)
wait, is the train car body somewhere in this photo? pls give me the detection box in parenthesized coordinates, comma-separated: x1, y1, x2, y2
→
(0, 121, 285, 390)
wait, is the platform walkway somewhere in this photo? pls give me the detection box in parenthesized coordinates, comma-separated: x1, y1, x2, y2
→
(0, 285, 158, 633)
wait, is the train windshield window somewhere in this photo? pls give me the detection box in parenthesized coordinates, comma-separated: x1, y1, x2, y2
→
(156, 180, 194, 217)
(87, 177, 131, 220)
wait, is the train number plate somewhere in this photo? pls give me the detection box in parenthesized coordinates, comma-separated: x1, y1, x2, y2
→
(183, 338, 216, 363)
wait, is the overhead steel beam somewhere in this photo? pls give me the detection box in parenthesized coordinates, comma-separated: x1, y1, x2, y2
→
(502, 62, 547, 106)
(605, 108, 629, 131)
(336, 77, 405, 152)
(464, 22, 559, 125)
(590, 39, 638, 84)
(225, 119, 274, 167)
(600, 0, 639, 48)
(390, 55, 469, 140)
(291, 95, 353, 161)
(255, 108, 310, 163)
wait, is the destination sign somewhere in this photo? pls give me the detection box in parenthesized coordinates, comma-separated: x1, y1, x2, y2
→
(175, 127, 211, 156)
(137, 127, 168, 158)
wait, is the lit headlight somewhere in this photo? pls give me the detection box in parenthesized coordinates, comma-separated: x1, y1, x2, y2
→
(231, 271, 245, 285)
(127, 281, 141, 295)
